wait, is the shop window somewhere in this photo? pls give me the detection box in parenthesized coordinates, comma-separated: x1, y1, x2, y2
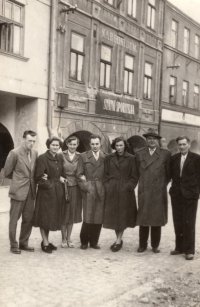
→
(169, 76, 177, 103)
(100, 45, 112, 89)
(70, 33, 84, 82)
(147, 0, 155, 30)
(144, 62, 153, 99)
(182, 81, 189, 106)
(195, 35, 200, 59)
(127, 0, 136, 18)
(171, 20, 178, 48)
(124, 54, 134, 94)
(194, 85, 199, 109)
(183, 28, 190, 54)
(0, 0, 24, 55)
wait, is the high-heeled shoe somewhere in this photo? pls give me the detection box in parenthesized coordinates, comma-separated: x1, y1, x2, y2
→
(41, 241, 52, 253)
(67, 241, 74, 248)
(49, 243, 57, 250)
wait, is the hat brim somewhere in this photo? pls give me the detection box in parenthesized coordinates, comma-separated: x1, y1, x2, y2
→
(143, 133, 162, 139)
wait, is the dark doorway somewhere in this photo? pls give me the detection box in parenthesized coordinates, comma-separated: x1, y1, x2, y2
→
(127, 135, 147, 155)
(0, 124, 14, 170)
(167, 139, 179, 156)
(62, 131, 92, 153)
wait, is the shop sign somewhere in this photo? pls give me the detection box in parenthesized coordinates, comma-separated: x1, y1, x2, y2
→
(96, 93, 139, 120)
(162, 109, 200, 127)
(101, 29, 137, 53)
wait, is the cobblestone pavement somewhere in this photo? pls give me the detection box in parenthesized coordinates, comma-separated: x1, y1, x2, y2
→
(1, 186, 200, 307)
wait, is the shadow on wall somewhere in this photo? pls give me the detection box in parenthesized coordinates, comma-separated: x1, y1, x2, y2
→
(167, 139, 200, 155)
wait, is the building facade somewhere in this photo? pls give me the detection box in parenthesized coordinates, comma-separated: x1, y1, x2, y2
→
(54, 0, 165, 153)
(161, 1, 200, 154)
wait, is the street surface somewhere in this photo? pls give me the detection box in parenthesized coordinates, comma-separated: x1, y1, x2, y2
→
(1, 186, 200, 307)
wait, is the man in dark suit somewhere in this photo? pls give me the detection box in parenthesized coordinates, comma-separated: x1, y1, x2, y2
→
(170, 136, 200, 260)
(4, 130, 38, 254)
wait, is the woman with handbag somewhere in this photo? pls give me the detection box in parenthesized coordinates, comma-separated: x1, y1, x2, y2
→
(61, 136, 82, 248)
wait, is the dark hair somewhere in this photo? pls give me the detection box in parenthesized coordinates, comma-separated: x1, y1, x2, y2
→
(89, 134, 101, 142)
(111, 137, 129, 151)
(46, 136, 63, 149)
(65, 136, 80, 146)
(23, 130, 37, 138)
(176, 136, 191, 144)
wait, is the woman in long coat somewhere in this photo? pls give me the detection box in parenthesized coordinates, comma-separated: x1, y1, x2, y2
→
(61, 136, 82, 248)
(33, 136, 65, 253)
(103, 137, 139, 252)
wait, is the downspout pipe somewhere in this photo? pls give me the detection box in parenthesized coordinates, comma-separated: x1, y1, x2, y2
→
(47, 0, 55, 137)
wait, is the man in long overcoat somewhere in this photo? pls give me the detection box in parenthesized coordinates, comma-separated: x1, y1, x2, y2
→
(76, 134, 106, 250)
(4, 130, 38, 254)
(135, 128, 171, 253)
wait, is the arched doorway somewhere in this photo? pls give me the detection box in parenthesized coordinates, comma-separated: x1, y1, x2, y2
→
(0, 123, 14, 170)
(127, 135, 147, 155)
(62, 131, 92, 153)
(167, 139, 178, 156)
(190, 140, 200, 154)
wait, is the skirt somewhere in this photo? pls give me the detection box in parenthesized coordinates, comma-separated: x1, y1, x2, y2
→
(62, 185, 82, 224)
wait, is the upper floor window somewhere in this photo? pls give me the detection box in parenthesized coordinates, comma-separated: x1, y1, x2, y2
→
(0, 0, 24, 55)
(100, 45, 112, 88)
(70, 33, 84, 82)
(144, 62, 153, 99)
(127, 0, 137, 18)
(182, 81, 189, 106)
(194, 85, 199, 109)
(147, 0, 155, 30)
(124, 54, 134, 94)
(171, 20, 178, 48)
(104, 0, 114, 6)
(195, 35, 200, 59)
(183, 28, 190, 54)
(169, 76, 177, 103)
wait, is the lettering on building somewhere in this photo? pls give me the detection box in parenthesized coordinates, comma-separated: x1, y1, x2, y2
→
(103, 98, 135, 115)
(101, 29, 137, 53)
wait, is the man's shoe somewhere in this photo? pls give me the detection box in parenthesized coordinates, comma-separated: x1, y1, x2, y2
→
(185, 254, 194, 260)
(137, 247, 147, 253)
(90, 245, 101, 249)
(110, 242, 116, 250)
(80, 244, 88, 250)
(152, 247, 160, 253)
(10, 247, 21, 254)
(112, 240, 123, 252)
(49, 243, 57, 250)
(41, 241, 52, 253)
(19, 245, 34, 252)
(170, 250, 182, 255)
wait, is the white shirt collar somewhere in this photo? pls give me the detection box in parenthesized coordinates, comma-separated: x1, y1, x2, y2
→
(149, 147, 156, 153)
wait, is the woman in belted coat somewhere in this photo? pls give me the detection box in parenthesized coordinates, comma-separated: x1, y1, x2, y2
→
(61, 136, 82, 248)
(33, 136, 65, 253)
(103, 137, 139, 252)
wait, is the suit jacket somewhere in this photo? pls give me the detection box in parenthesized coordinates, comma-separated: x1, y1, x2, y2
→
(4, 145, 38, 201)
(169, 151, 200, 200)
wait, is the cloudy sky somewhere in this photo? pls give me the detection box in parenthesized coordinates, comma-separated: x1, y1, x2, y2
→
(168, 0, 200, 23)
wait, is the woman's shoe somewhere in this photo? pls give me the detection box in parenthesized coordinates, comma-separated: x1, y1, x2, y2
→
(61, 241, 68, 248)
(41, 241, 52, 253)
(110, 242, 116, 250)
(49, 243, 57, 250)
(112, 240, 123, 252)
(67, 241, 74, 248)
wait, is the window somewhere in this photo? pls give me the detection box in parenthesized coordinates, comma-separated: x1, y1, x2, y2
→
(144, 62, 153, 99)
(147, 0, 155, 30)
(183, 28, 190, 54)
(104, 0, 114, 6)
(0, 0, 23, 55)
(182, 81, 189, 106)
(127, 0, 137, 18)
(194, 85, 199, 109)
(169, 76, 177, 103)
(100, 45, 112, 88)
(195, 35, 200, 59)
(124, 54, 134, 94)
(171, 20, 178, 48)
(70, 33, 84, 82)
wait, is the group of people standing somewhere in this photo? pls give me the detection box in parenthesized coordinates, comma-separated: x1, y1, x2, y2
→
(4, 128, 200, 261)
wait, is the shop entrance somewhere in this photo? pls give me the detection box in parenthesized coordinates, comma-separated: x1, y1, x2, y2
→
(0, 123, 14, 185)
(127, 135, 147, 155)
(62, 131, 92, 153)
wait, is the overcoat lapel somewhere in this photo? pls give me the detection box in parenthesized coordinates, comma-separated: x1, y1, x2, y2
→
(92, 151, 105, 172)
(144, 147, 160, 169)
(20, 147, 31, 170)
(182, 151, 192, 170)
(86, 150, 96, 166)
(111, 153, 119, 168)
(63, 151, 79, 163)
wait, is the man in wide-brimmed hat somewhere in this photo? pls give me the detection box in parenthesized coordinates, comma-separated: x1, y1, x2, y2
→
(135, 128, 171, 253)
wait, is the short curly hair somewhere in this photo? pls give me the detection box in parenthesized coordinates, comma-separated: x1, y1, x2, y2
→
(46, 136, 63, 149)
(111, 137, 129, 151)
(64, 135, 80, 146)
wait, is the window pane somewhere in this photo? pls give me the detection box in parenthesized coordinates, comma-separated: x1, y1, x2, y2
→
(147, 79, 152, 98)
(77, 55, 83, 81)
(125, 55, 134, 69)
(151, 8, 155, 29)
(108, 0, 113, 5)
(172, 20, 177, 31)
(71, 33, 84, 52)
(0, 0, 3, 15)
(144, 77, 148, 97)
(149, 0, 155, 5)
(14, 5, 21, 22)
(183, 81, 188, 90)
(133, 0, 136, 18)
(147, 6, 151, 27)
(124, 70, 128, 92)
(70, 52, 77, 78)
(100, 62, 105, 87)
(105, 65, 111, 88)
(101, 45, 111, 61)
(13, 25, 20, 54)
(194, 85, 199, 94)
(5, 1, 12, 19)
(128, 0, 132, 15)
(170, 77, 175, 86)
(145, 63, 152, 76)
(195, 35, 199, 44)
(128, 72, 133, 93)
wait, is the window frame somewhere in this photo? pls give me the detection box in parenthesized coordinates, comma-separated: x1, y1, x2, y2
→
(171, 20, 178, 48)
(144, 62, 153, 99)
(194, 84, 199, 109)
(69, 32, 85, 82)
(127, 0, 137, 19)
(100, 44, 112, 89)
(169, 76, 177, 103)
(195, 34, 200, 60)
(147, 0, 156, 30)
(124, 53, 134, 95)
(183, 27, 190, 55)
(182, 81, 189, 106)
